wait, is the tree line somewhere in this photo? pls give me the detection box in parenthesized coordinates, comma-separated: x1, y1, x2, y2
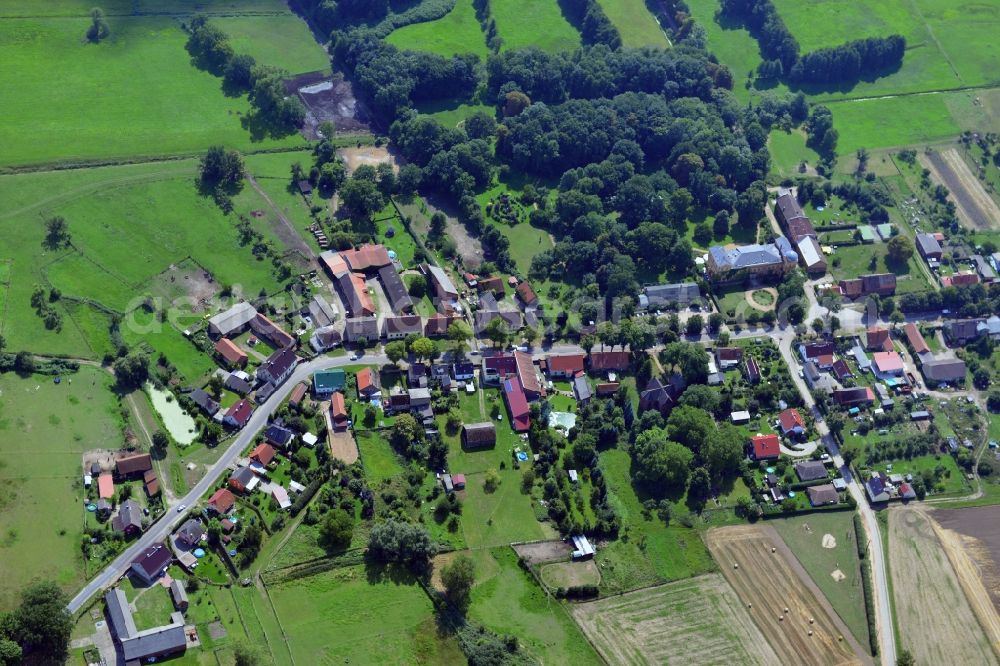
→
(185, 16, 305, 136)
(720, 0, 905, 86)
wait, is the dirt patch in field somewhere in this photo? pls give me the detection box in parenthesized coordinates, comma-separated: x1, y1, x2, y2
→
(512, 540, 572, 565)
(889, 506, 998, 665)
(147, 259, 220, 313)
(327, 429, 359, 465)
(538, 560, 600, 590)
(338, 145, 397, 176)
(573, 574, 781, 665)
(288, 71, 370, 140)
(822, 533, 837, 549)
(831, 569, 846, 582)
(921, 148, 1000, 230)
(706, 524, 864, 666)
(429, 551, 460, 593)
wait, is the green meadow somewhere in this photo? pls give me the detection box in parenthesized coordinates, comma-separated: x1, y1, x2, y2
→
(387, 0, 490, 58)
(0, 153, 308, 362)
(267, 564, 464, 664)
(492, 0, 581, 52)
(0, 15, 305, 168)
(0, 367, 122, 610)
(595, 0, 669, 48)
(214, 15, 332, 75)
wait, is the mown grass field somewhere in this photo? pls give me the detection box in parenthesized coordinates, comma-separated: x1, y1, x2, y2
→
(770, 511, 871, 651)
(597, 449, 717, 594)
(686, 0, 1000, 155)
(0, 366, 121, 610)
(768, 129, 820, 179)
(0, 155, 304, 364)
(0, 15, 306, 168)
(386, 0, 490, 58)
(214, 15, 332, 75)
(267, 564, 464, 664)
(594, 0, 668, 48)
(492, 0, 580, 52)
(468, 547, 603, 664)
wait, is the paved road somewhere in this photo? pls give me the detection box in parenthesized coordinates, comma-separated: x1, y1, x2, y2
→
(67, 351, 387, 614)
(775, 333, 896, 665)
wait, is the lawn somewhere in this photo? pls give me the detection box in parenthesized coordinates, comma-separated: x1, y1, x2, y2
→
(459, 465, 549, 549)
(770, 511, 871, 652)
(827, 95, 964, 156)
(492, 0, 580, 52)
(386, 0, 490, 58)
(826, 243, 930, 294)
(267, 564, 463, 664)
(468, 547, 603, 665)
(356, 430, 404, 485)
(597, 449, 716, 593)
(0, 158, 298, 361)
(214, 15, 331, 75)
(0, 16, 304, 168)
(594, 0, 669, 48)
(769, 128, 821, 179)
(417, 98, 494, 128)
(0, 366, 122, 610)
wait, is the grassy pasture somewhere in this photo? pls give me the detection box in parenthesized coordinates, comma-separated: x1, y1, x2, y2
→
(0, 156, 301, 363)
(594, 0, 669, 48)
(492, 0, 580, 52)
(770, 511, 871, 651)
(387, 0, 490, 58)
(768, 129, 820, 179)
(0, 367, 122, 610)
(214, 15, 331, 75)
(469, 547, 602, 664)
(267, 564, 463, 664)
(0, 16, 304, 168)
(597, 449, 716, 593)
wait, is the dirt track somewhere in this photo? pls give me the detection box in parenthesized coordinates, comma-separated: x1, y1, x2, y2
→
(921, 148, 1000, 230)
(573, 574, 781, 665)
(889, 506, 998, 665)
(327, 429, 358, 465)
(706, 525, 863, 666)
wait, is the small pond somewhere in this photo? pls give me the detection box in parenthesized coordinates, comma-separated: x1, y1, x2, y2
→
(146, 382, 197, 445)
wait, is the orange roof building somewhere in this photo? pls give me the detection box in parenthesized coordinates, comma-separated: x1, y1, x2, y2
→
(904, 323, 930, 354)
(330, 392, 349, 425)
(341, 244, 391, 272)
(250, 443, 277, 466)
(319, 250, 350, 277)
(516, 281, 538, 306)
(215, 338, 248, 367)
(98, 473, 114, 499)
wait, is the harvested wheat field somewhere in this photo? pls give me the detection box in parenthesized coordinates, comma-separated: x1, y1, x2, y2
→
(890, 506, 999, 665)
(706, 525, 863, 666)
(934, 505, 1000, 615)
(572, 574, 780, 666)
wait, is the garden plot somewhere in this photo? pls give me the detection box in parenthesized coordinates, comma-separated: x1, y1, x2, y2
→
(921, 148, 1000, 230)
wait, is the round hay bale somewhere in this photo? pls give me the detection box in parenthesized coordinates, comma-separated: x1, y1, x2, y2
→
(808, 631, 814, 636)
(778, 616, 783, 622)
(784, 607, 790, 614)
(771, 547, 776, 553)
(809, 618, 814, 624)
(734, 563, 739, 569)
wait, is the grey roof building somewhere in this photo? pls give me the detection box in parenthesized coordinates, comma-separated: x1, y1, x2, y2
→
(188, 389, 219, 416)
(377, 264, 414, 313)
(105, 587, 187, 662)
(707, 239, 797, 277)
(639, 283, 702, 310)
(573, 375, 592, 404)
(794, 460, 828, 482)
(343, 316, 380, 343)
(916, 233, 942, 259)
(921, 358, 967, 383)
(972, 254, 997, 281)
(208, 302, 257, 338)
(309, 294, 338, 328)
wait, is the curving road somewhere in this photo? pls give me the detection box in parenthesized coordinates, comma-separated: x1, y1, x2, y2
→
(67, 351, 387, 614)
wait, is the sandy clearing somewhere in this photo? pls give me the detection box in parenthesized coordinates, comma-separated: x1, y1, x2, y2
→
(512, 540, 573, 565)
(831, 569, 846, 582)
(706, 524, 864, 666)
(573, 574, 781, 666)
(823, 533, 837, 549)
(338, 146, 397, 176)
(889, 506, 998, 665)
(327, 429, 358, 465)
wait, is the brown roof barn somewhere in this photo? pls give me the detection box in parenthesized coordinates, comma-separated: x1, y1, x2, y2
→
(461, 422, 496, 449)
